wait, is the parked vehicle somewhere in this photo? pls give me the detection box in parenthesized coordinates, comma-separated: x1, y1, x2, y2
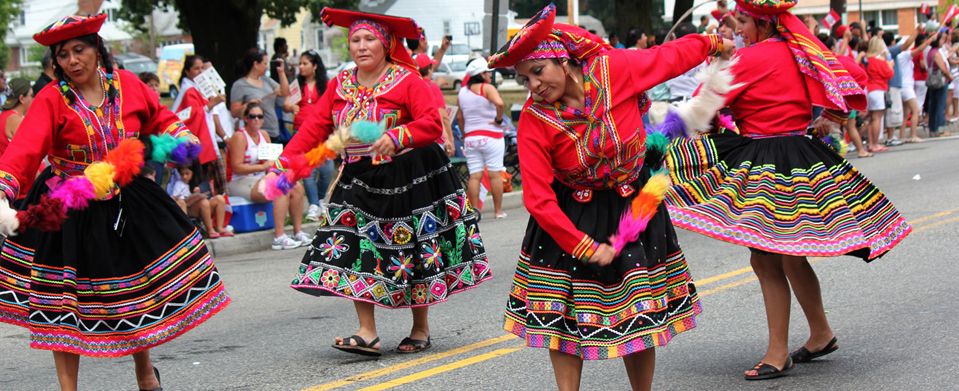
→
(428, 42, 472, 64)
(115, 53, 158, 75)
(325, 61, 355, 80)
(156, 43, 194, 99)
(432, 61, 468, 90)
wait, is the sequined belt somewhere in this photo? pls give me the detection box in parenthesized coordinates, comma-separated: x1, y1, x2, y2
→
(569, 183, 638, 203)
(49, 155, 121, 200)
(744, 130, 808, 139)
(343, 142, 412, 165)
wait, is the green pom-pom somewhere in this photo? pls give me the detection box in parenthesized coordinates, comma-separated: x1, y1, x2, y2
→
(351, 120, 386, 143)
(149, 134, 181, 162)
(645, 131, 670, 156)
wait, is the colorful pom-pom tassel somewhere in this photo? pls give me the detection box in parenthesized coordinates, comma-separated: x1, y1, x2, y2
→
(351, 120, 387, 143)
(48, 177, 97, 210)
(17, 196, 67, 233)
(150, 134, 180, 162)
(84, 162, 116, 199)
(104, 139, 145, 186)
(259, 172, 284, 201)
(609, 171, 672, 255)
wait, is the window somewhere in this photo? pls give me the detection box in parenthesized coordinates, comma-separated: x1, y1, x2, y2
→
(917, 6, 937, 23)
(315, 28, 325, 48)
(880, 10, 898, 27)
(15, 10, 24, 27)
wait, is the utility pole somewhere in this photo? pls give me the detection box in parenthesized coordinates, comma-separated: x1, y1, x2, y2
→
(490, 0, 500, 84)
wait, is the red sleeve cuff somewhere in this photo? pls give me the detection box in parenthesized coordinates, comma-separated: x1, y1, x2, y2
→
(705, 34, 723, 56)
(0, 169, 20, 200)
(571, 235, 600, 262)
(387, 125, 413, 150)
(822, 109, 849, 126)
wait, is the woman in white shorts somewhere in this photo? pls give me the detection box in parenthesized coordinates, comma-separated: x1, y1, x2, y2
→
(457, 58, 508, 219)
(227, 102, 308, 250)
(864, 37, 893, 152)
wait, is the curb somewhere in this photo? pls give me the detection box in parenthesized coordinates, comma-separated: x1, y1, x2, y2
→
(207, 191, 527, 258)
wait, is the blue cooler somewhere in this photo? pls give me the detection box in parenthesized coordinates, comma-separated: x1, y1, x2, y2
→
(228, 196, 274, 233)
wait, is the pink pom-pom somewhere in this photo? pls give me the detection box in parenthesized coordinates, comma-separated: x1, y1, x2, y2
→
(281, 155, 313, 181)
(259, 172, 284, 200)
(48, 177, 97, 210)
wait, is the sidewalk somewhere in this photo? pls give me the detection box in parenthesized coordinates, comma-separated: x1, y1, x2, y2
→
(206, 190, 526, 258)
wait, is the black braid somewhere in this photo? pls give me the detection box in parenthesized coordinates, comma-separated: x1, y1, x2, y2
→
(49, 34, 116, 106)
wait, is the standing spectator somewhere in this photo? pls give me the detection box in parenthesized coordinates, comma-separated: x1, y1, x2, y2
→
(882, 33, 916, 146)
(230, 48, 290, 141)
(0, 79, 33, 157)
(926, 35, 954, 137)
(286, 50, 335, 222)
(897, 32, 937, 143)
(457, 57, 507, 219)
(914, 35, 931, 126)
(0, 70, 8, 107)
(864, 36, 893, 152)
(202, 60, 235, 143)
(948, 30, 959, 123)
(666, 22, 705, 103)
(415, 54, 455, 156)
(227, 102, 308, 249)
(608, 32, 625, 48)
(173, 54, 228, 194)
(270, 38, 295, 144)
(33, 53, 56, 95)
(698, 15, 709, 33)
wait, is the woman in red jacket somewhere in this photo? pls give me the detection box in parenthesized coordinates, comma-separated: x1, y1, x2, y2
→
(864, 36, 894, 152)
(667, 0, 910, 381)
(489, 4, 732, 390)
(0, 14, 229, 390)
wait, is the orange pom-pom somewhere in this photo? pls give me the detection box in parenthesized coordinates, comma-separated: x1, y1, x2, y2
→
(305, 144, 337, 166)
(104, 139, 145, 186)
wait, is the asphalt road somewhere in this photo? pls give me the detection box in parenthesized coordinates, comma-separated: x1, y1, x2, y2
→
(2, 137, 958, 391)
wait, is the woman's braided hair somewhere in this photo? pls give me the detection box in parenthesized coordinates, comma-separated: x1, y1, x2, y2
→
(51, 34, 117, 106)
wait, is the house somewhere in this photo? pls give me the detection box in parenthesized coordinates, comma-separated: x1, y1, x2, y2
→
(360, 0, 491, 50)
(4, 0, 187, 72)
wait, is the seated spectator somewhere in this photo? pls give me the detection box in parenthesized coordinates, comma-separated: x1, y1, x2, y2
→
(227, 102, 308, 250)
(138, 72, 160, 96)
(168, 165, 232, 238)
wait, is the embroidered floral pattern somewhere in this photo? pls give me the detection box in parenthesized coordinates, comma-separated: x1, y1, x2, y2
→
(319, 233, 350, 261)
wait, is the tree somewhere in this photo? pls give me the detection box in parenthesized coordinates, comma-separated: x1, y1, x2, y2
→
(0, 0, 23, 69)
(117, 0, 356, 95)
(509, 0, 663, 43)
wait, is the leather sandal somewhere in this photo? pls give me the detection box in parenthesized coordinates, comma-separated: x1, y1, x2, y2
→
(790, 337, 838, 363)
(395, 336, 431, 354)
(331, 335, 382, 357)
(744, 357, 794, 381)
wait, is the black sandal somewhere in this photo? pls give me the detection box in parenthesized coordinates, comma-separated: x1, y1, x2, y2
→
(395, 336, 431, 354)
(790, 337, 838, 363)
(138, 366, 162, 391)
(331, 335, 382, 357)
(744, 357, 794, 381)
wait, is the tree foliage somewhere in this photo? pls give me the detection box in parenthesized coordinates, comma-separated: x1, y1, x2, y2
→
(508, 0, 666, 40)
(116, 0, 356, 95)
(0, 0, 23, 69)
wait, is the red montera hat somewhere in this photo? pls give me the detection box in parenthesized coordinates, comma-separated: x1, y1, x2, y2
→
(488, 4, 557, 68)
(735, 0, 797, 18)
(320, 7, 420, 72)
(33, 13, 107, 47)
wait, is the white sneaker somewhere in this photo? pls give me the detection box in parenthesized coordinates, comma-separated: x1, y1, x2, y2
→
(293, 231, 312, 246)
(306, 204, 321, 222)
(272, 234, 301, 250)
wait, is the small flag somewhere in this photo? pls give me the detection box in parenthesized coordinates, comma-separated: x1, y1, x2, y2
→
(943, 4, 959, 25)
(821, 9, 840, 30)
(920, 3, 931, 17)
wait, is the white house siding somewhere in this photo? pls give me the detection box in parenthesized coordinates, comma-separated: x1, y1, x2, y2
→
(362, 0, 487, 49)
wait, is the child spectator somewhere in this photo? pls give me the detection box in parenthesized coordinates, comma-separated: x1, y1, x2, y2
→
(168, 165, 233, 238)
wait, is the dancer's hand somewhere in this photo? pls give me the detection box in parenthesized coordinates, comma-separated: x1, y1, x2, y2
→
(721, 38, 736, 57)
(587, 244, 616, 267)
(0, 194, 18, 237)
(372, 133, 397, 156)
(811, 116, 836, 138)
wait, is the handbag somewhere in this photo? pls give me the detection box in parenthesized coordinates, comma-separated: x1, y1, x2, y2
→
(928, 54, 947, 89)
